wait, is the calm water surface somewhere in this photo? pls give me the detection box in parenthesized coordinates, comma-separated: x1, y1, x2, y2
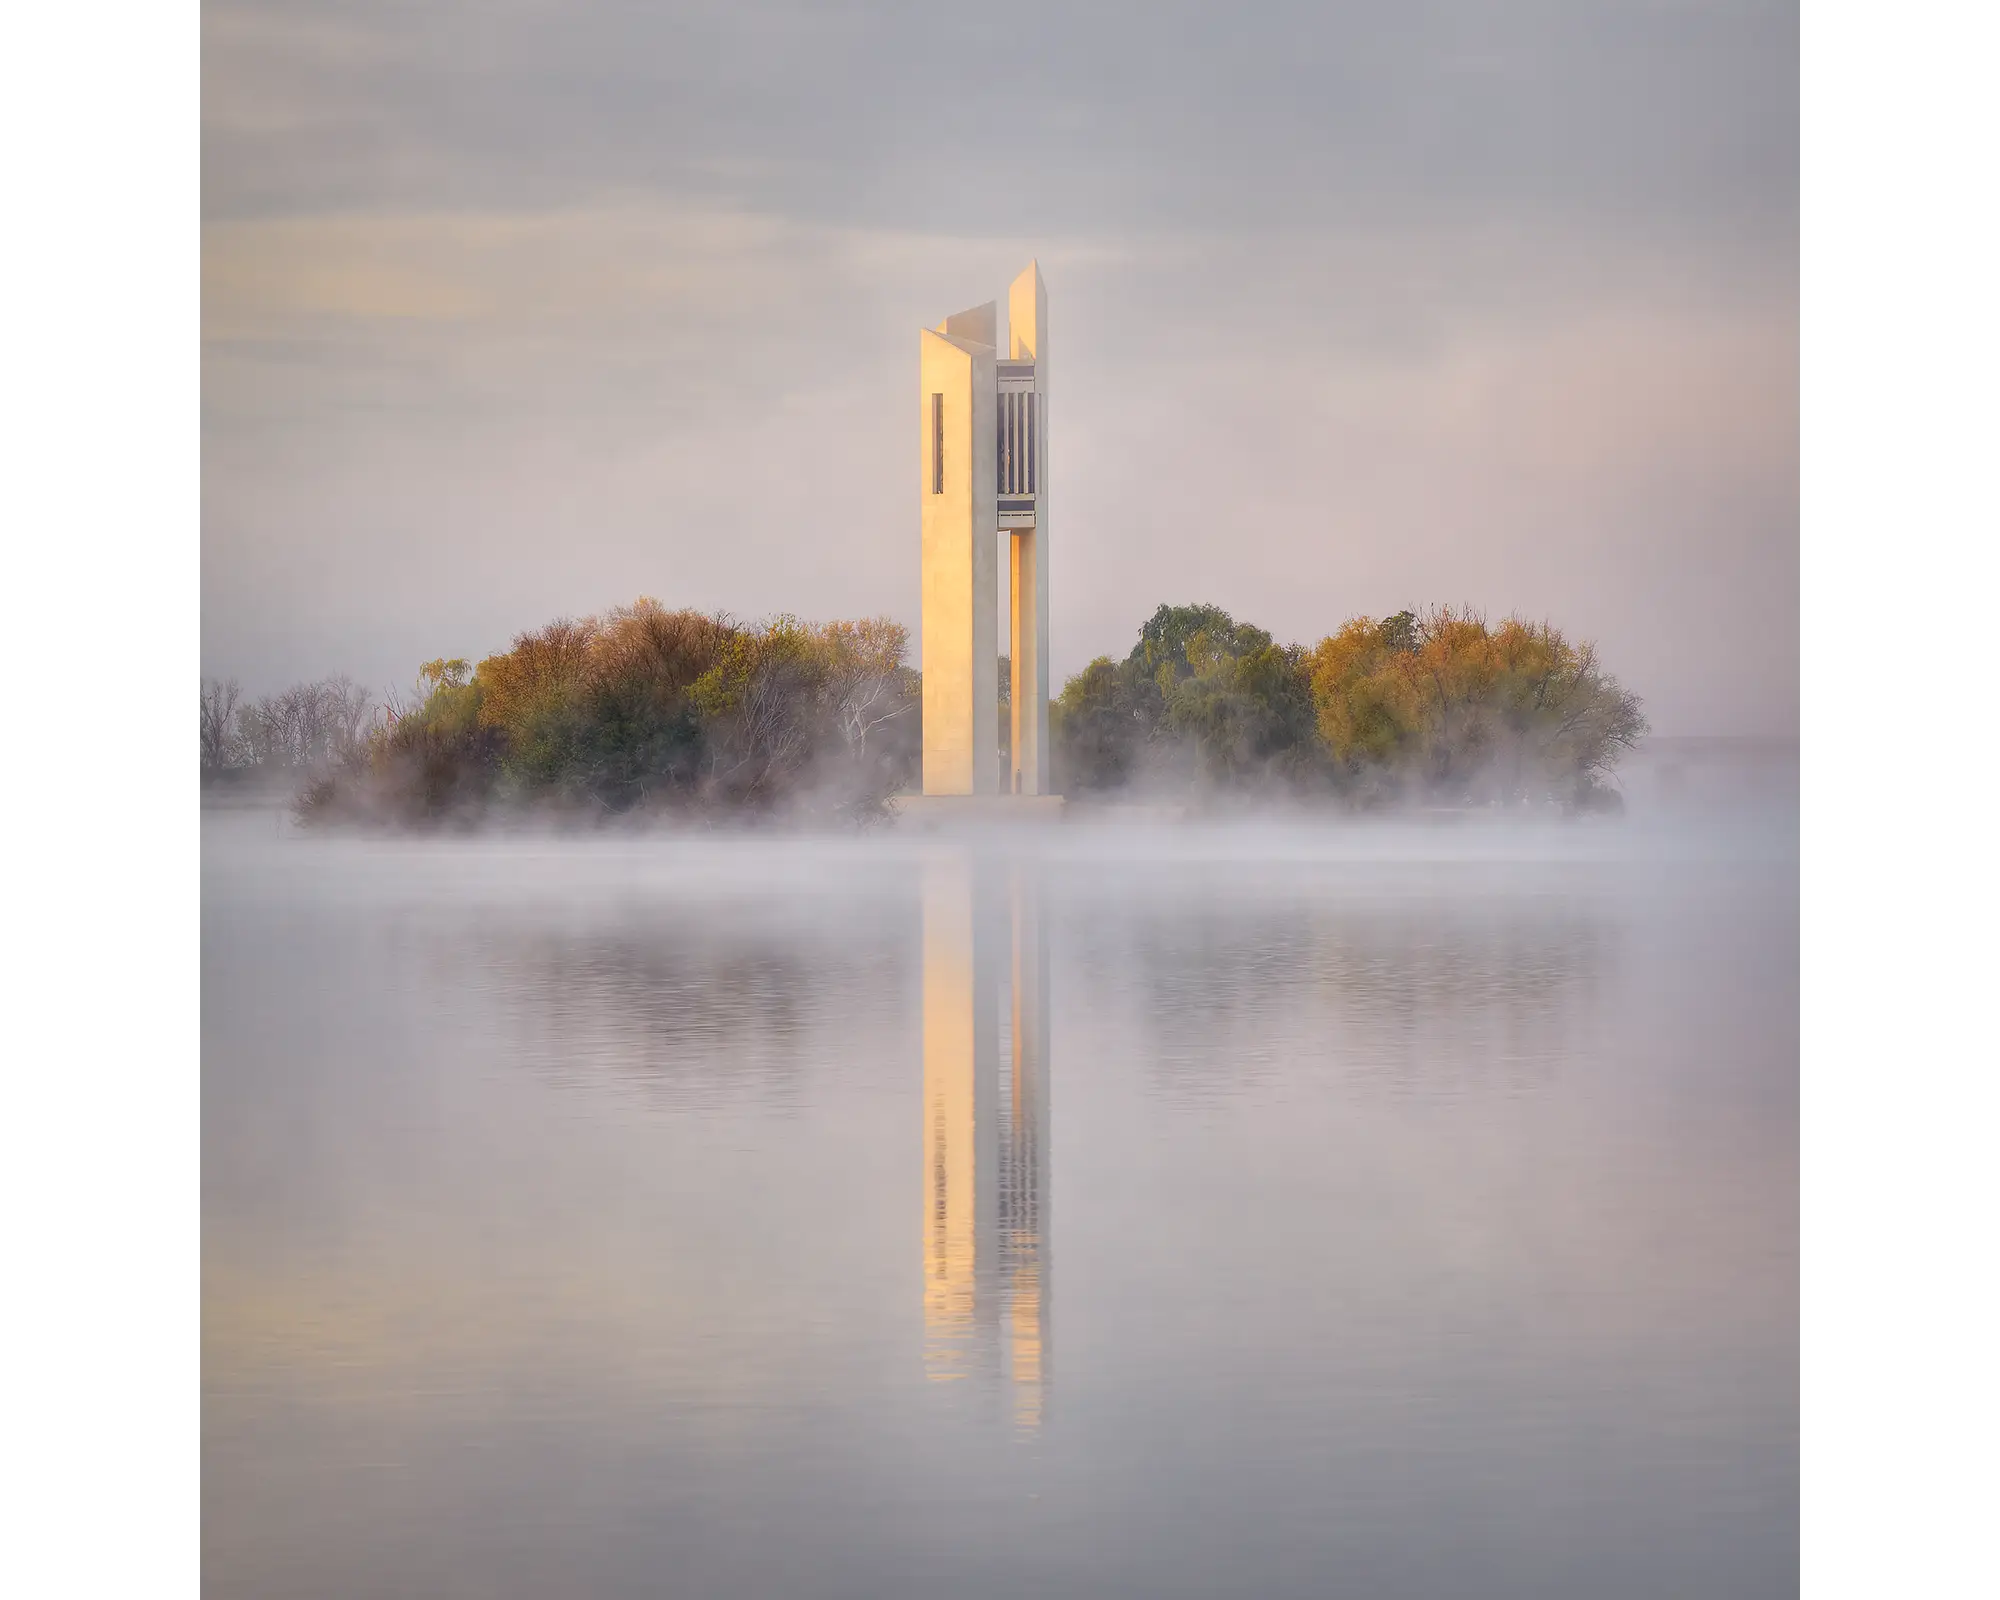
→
(203, 800, 1797, 1598)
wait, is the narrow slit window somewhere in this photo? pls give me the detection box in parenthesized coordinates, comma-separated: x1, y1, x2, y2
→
(931, 393, 943, 494)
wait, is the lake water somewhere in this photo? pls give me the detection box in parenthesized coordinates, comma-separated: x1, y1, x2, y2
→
(203, 788, 1797, 1598)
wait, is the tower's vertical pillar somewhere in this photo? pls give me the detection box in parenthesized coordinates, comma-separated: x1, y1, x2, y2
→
(1008, 263, 1051, 795)
(920, 312, 999, 796)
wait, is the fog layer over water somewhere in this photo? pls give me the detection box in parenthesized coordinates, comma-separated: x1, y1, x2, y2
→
(203, 792, 1797, 1598)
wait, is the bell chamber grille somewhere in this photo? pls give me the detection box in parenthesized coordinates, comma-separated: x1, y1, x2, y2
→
(997, 390, 1039, 497)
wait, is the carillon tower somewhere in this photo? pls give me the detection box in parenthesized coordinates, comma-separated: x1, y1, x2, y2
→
(919, 262, 1051, 797)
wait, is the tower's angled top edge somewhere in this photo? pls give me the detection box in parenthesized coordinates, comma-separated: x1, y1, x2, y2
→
(937, 299, 998, 349)
(922, 327, 995, 359)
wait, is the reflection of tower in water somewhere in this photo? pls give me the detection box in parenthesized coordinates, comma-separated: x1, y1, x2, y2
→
(921, 858, 1051, 1426)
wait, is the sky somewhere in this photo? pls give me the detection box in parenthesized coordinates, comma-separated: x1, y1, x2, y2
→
(202, 0, 1798, 736)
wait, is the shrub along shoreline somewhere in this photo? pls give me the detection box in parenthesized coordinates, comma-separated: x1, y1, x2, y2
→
(199, 598, 1646, 827)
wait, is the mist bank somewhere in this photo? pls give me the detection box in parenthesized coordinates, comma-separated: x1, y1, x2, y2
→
(199, 598, 1645, 828)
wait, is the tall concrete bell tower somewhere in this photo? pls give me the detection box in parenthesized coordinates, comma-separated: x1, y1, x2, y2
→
(919, 262, 1050, 797)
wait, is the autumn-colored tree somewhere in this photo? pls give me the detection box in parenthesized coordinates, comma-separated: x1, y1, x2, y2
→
(1305, 606, 1645, 805)
(301, 601, 921, 825)
(312, 658, 492, 822)
(691, 614, 919, 815)
(568, 601, 737, 807)
(815, 617, 919, 761)
(474, 622, 594, 732)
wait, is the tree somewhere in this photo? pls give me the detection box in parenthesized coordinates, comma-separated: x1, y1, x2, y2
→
(1056, 604, 1323, 797)
(1161, 626, 1321, 789)
(1130, 603, 1245, 682)
(200, 678, 241, 770)
(1306, 606, 1646, 805)
(312, 602, 924, 823)
(236, 676, 378, 771)
(820, 618, 917, 757)
(1053, 656, 1149, 791)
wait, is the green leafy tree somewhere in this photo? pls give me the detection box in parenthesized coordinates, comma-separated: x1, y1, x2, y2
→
(1053, 656, 1149, 791)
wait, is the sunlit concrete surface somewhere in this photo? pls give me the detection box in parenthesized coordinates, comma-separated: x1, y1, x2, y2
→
(919, 322, 997, 795)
